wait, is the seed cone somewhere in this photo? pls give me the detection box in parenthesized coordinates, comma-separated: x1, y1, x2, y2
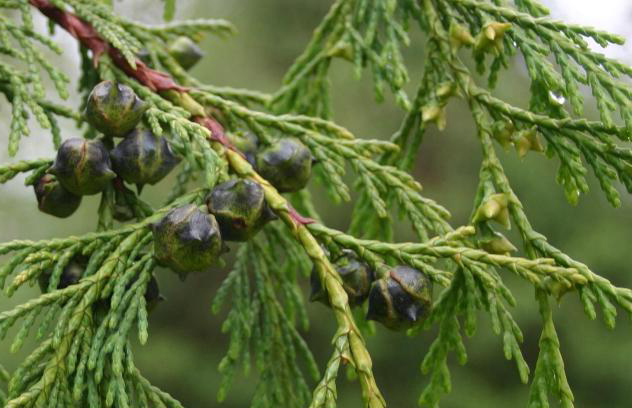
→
(86, 80, 147, 137)
(206, 179, 275, 241)
(110, 129, 180, 187)
(50, 138, 116, 196)
(112, 185, 136, 222)
(34, 174, 82, 218)
(38, 256, 87, 292)
(93, 273, 164, 321)
(152, 204, 223, 279)
(144, 274, 165, 312)
(366, 266, 433, 330)
(227, 132, 258, 167)
(256, 138, 312, 193)
(310, 249, 374, 307)
(168, 36, 204, 70)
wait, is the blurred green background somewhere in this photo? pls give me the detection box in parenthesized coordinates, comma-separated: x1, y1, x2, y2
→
(1, 1, 632, 407)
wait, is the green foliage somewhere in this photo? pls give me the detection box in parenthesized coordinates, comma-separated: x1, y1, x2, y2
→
(212, 229, 317, 407)
(1, 1, 632, 408)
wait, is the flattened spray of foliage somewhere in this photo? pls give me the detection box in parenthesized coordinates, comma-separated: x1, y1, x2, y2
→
(1, 0, 632, 407)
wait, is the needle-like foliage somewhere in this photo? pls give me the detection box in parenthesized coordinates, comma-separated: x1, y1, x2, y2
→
(1, 1, 632, 407)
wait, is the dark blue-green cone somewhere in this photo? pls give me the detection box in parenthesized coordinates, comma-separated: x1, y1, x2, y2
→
(86, 80, 147, 137)
(93, 273, 164, 320)
(34, 174, 82, 218)
(152, 204, 223, 280)
(310, 249, 374, 307)
(227, 132, 259, 167)
(168, 36, 204, 70)
(255, 138, 312, 193)
(366, 266, 432, 330)
(38, 256, 87, 292)
(50, 138, 116, 196)
(110, 129, 180, 187)
(112, 185, 135, 222)
(144, 274, 165, 312)
(206, 179, 276, 241)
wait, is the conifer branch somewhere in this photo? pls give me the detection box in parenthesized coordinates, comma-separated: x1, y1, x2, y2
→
(0, 159, 51, 184)
(220, 146, 387, 408)
(421, 1, 632, 406)
(1, 0, 632, 407)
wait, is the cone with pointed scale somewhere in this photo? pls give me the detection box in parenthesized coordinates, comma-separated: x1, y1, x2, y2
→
(255, 138, 313, 193)
(310, 249, 374, 307)
(49, 138, 116, 196)
(366, 266, 433, 330)
(110, 129, 180, 188)
(168, 36, 204, 70)
(33, 174, 82, 218)
(85, 80, 147, 137)
(206, 179, 276, 242)
(152, 204, 223, 280)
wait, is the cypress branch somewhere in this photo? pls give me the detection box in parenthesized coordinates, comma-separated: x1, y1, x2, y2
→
(1, 0, 632, 407)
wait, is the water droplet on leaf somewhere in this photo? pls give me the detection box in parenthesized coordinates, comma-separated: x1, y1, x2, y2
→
(548, 91, 566, 105)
